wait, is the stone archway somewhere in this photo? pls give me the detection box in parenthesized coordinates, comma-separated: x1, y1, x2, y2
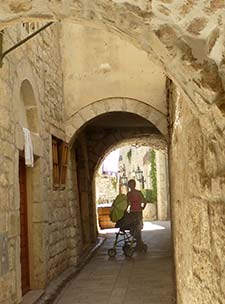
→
(71, 110, 167, 251)
(1, 3, 225, 303)
(94, 135, 169, 223)
(0, 1, 224, 110)
(66, 97, 168, 143)
(12, 61, 46, 293)
(94, 135, 167, 172)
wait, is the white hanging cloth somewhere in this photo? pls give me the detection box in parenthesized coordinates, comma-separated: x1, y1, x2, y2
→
(23, 127, 34, 167)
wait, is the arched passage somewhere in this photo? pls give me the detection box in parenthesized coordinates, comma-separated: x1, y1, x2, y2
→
(95, 138, 169, 226)
(71, 110, 168, 251)
(0, 4, 225, 303)
(1, 1, 224, 110)
(66, 97, 168, 143)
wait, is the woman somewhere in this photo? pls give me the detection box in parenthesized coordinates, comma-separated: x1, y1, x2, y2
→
(127, 179, 146, 248)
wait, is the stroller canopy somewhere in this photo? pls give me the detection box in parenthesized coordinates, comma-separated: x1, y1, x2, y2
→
(110, 194, 128, 222)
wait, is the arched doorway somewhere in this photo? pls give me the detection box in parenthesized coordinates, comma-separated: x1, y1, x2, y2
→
(95, 141, 169, 231)
(71, 110, 170, 254)
(15, 78, 44, 296)
(18, 79, 39, 295)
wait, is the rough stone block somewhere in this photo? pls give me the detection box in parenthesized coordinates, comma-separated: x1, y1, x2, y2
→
(92, 100, 108, 115)
(0, 233, 9, 277)
(107, 98, 125, 112)
(8, 211, 20, 238)
(79, 107, 96, 123)
(0, 107, 11, 129)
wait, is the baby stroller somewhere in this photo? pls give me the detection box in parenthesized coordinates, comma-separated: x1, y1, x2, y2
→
(107, 195, 147, 257)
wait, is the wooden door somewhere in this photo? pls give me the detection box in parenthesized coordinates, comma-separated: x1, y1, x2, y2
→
(19, 158, 30, 295)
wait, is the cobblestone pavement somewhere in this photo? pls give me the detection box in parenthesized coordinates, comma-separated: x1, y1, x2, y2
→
(54, 221, 176, 304)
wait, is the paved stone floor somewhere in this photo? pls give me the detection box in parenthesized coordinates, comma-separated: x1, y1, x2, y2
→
(54, 221, 176, 304)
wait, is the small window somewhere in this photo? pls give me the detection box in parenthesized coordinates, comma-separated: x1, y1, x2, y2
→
(60, 142, 69, 188)
(52, 136, 69, 190)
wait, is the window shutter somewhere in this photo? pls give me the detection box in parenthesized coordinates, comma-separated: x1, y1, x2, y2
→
(60, 142, 69, 188)
(52, 139, 60, 188)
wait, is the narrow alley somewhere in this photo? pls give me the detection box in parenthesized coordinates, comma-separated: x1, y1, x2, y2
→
(54, 222, 175, 304)
(1, 2, 225, 304)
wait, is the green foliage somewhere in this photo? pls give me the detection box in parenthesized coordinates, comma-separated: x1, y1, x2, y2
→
(149, 150, 157, 202)
(111, 177, 117, 191)
(141, 189, 155, 204)
(126, 149, 132, 164)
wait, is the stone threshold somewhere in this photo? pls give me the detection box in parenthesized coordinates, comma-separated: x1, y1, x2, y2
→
(22, 290, 44, 304)
(34, 236, 105, 304)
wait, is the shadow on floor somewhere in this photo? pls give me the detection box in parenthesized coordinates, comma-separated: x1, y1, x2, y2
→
(54, 221, 176, 304)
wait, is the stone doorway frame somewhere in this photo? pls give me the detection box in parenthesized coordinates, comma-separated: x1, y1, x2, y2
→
(66, 97, 168, 144)
(13, 62, 46, 297)
(69, 97, 173, 263)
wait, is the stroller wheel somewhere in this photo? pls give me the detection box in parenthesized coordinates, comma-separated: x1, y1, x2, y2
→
(136, 242, 148, 252)
(142, 243, 148, 252)
(108, 248, 117, 257)
(122, 243, 130, 252)
(124, 246, 134, 257)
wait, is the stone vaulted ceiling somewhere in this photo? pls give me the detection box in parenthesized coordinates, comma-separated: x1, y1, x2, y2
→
(0, 1, 225, 112)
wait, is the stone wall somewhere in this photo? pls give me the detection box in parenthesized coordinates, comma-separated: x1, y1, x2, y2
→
(95, 175, 118, 204)
(118, 146, 169, 220)
(0, 22, 78, 303)
(170, 84, 225, 304)
(156, 150, 170, 220)
(0, 3, 224, 303)
(0, 1, 224, 110)
(60, 23, 167, 120)
(118, 145, 152, 187)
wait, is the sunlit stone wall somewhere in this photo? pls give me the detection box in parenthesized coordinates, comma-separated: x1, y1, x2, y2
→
(170, 84, 225, 304)
(0, 23, 78, 304)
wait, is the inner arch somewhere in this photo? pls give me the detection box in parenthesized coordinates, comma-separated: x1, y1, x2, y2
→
(72, 111, 167, 249)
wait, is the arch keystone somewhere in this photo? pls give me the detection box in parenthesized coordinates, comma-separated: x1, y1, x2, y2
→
(107, 98, 125, 112)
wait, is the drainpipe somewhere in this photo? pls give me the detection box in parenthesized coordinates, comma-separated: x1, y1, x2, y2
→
(166, 77, 178, 303)
(0, 21, 54, 67)
(168, 144, 178, 303)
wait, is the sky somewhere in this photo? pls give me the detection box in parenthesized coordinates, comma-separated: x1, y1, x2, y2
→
(102, 149, 120, 174)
